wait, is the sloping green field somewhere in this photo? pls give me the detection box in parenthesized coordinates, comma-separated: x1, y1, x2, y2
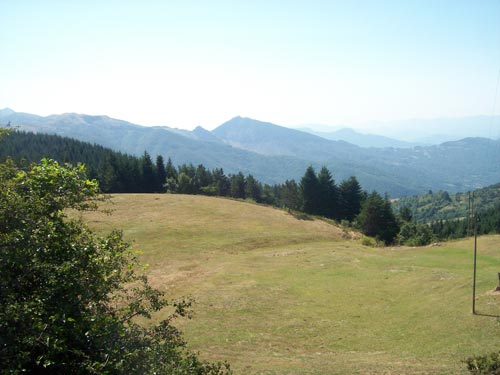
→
(82, 194, 500, 374)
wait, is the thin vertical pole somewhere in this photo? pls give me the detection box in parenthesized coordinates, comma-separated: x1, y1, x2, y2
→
(467, 192, 470, 236)
(472, 192, 477, 315)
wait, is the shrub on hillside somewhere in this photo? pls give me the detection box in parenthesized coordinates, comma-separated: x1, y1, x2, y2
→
(398, 222, 435, 246)
(361, 236, 377, 247)
(0, 157, 231, 374)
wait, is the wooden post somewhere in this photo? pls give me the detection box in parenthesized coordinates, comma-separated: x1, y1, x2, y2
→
(472, 193, 477, 315)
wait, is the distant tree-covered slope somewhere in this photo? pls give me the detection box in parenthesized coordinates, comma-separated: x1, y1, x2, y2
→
(0, 131, 152, 193)
(0, 129, 119, 167)
(392, 183, 500, 224)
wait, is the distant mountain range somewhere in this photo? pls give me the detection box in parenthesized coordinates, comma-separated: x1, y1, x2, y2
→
(298, 127, 422, 148)
(2, 108, 500, 197)
(295, 115, 500, 146)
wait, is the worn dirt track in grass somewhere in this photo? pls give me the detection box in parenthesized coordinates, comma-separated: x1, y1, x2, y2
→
(82, 194, 500, 374)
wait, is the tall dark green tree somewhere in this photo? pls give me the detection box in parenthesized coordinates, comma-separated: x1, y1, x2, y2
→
(357, 191, 399, 244)
(280, 179, 302, 211)
(194, 164, 213, 193)
(164, 158, 179, 193)
(339, 176, 364, 221)
(213, 168, 230, 196)
(155, 155, 166, 193)
(300, 166, 320, 215)
(230, 172, 246, 199)
(245, 174, 261, 202)
(317, 166, 338, 219)
(97, 153, 118, 193)
(123, 156, 142, 193)
(140, 151, 156, 193)
(260, 184, 277, 205)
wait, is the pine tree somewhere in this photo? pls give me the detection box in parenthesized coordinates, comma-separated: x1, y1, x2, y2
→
(140, 151, 155, 193)
(165, 157, 178, 180)
(230, 172, 246, 199)
(213, 168, 230, 196)
(280, 179, 302, 211)
(195, 164, 213, 192)
(245, 174, 261, 202)
(357, 191, 399, 244)
(317, 166, 338, 219)
(300, 166, 320, 215)
(155, 155, 166, 192)
(339, 176, 364, 221)
(260, 184, 277, 205)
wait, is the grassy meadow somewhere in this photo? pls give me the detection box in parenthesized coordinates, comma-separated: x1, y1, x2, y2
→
(81, 194, 500, 374)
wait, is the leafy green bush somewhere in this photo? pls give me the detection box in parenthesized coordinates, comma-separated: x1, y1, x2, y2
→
(0, 158, 231, 374)
(361, 236, 377, 247)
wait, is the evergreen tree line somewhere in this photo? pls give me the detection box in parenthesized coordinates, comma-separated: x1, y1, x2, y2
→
(0, 131, 156, 193)
(1, 131, 402, 243)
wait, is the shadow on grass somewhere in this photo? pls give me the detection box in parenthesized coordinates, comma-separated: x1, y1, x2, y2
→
(290, 212, 313, 221)
(474, 312, 500, 318)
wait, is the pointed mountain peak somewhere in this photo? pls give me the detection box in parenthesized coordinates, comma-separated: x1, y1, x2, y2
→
(216, 116, 277, 132)
(191, 125, 222, 143)
(0, 108, 15, 118)
(193, 125, 209, 132)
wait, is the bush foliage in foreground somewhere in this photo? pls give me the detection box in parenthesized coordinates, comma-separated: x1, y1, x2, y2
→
(0, 157, 230, 374)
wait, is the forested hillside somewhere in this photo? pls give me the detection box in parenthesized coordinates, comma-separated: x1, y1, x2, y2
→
(393, 184, 500, 224)
(3, 109, 500, 197)
(392, 183, 500, 242)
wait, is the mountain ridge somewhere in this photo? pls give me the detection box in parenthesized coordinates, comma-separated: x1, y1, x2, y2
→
(213, 116, 360, 159)
(2, 108, 500, 197)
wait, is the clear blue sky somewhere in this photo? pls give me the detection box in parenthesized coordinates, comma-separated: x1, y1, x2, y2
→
(1, 0, 499, 130)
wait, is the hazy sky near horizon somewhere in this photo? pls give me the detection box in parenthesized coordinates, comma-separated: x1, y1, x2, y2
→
(1, 1, 500, 130)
